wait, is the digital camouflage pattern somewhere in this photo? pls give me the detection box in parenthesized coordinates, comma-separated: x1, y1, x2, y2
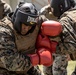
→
(40, 4, 65, 75)
(52, 9, 76, 75)
(43, 8, 76, 75)
(39, 4, 58, 21)
(43, 54, 68, 75)
(56, 9, 76, 60)
(3, 2, 12, 16)
(0, 15, 44, 75)
(0, 0, 12, 19)
(0, 19, 31, 74)
(52, 55, 68, 75)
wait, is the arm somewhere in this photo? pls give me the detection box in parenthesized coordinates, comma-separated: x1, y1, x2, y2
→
(39, 4, 51, 15)
(36, 33, 58, 53)
(0, 25, 32, 71)
(0, 22, 53, 71)
(3, 3, 12, 16)
(30, 20, 63, 66)
(59, 16, 76, 60)
(38, 20, 62, 53)
(41, 20, 62, 37)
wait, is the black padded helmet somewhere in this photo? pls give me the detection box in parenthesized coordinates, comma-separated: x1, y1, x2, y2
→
(51, 0, 76, 18)
(12, 2, 39, 33)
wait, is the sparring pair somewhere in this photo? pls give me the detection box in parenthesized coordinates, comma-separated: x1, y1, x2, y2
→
(0, 2, 62, 75)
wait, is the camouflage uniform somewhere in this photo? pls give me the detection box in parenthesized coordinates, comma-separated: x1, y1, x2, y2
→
(56, 9, 76, 59)
(39, 4, 58, 21)
(0, 0, 12, 19)
(40, 4, 58, 75)
(42, 5, 76, 75)
(3, 1, 12, 17)
(0, 13, 47, 75)
(52, 8, 76, 75)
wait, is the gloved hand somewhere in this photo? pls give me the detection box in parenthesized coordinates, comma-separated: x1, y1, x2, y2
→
(29, 48, 53, 66)
(36, 33, 58, 53)
(36, 33, 51, 49)
(41, 20, 62, 36)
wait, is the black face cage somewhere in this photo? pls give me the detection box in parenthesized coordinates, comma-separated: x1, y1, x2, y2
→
(12, 2, 39, 33)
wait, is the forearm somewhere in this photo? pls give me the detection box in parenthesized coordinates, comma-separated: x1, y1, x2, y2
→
(0, 27, 32, 71)
(0, 42, 32, 71)
(56, 17, 76, 60)
(0, 51, 32, 71)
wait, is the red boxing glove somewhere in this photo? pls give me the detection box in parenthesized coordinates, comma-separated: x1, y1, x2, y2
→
(36, 34, 51, 49)
(36, 33, 58, 53)
(41, 20, 62, 36)
(29, 54, 39, 66)
(37, 48, 53, 66)
(29, 48, 53, 66)
(51, 41, 58, 53)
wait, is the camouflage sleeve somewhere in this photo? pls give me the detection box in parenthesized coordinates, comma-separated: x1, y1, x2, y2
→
(56, 16, 76, 60)
(39, 4, 51, 15)
(0, 25, 32, 71)
(3, 3, 12, 16)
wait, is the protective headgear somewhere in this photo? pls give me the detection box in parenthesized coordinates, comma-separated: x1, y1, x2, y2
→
(12, 2, 39, 33)
(51, 0, 76, 17)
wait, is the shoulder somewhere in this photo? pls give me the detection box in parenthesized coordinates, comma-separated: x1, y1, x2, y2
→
(4, 3, 12, 14)
(39, 4, 51, 15)
(60, 10, 76, 23)
(0, 17, 13, 33)
(4, 3, 11, 9)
